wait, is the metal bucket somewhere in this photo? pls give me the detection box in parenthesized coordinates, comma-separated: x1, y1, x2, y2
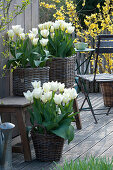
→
(0, 122, 15, 170)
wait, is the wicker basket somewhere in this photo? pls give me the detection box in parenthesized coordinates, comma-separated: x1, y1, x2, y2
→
(100, 82, 113, 107)
(13, 67, 50, 96)
(46, 56, 75, 88)
(31, 125, 64, 162)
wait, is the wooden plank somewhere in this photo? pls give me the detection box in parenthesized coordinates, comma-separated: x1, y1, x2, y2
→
(24, 2, 32, 33)
(0, 96, 30, 107)
(31, 0, 39, 27)
(16, 0, 25, 28)
(95, 48, 113, 53)
(82, 131, 113, 158)
(97, 34, 113, 39)
(100, 41, 113, 47)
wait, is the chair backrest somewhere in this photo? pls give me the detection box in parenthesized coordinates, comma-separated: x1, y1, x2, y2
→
(94, 34, 113, 77)
(96, 34, 113, 54)
(92, 34, 113, 82)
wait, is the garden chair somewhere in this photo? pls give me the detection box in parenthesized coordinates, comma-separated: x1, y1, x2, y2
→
(76, 34, 113, 123)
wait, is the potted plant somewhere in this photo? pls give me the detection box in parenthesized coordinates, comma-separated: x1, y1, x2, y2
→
(6, 25, 50, 96)
(24, 81, 78, 161)
(38, 20, 76, 88)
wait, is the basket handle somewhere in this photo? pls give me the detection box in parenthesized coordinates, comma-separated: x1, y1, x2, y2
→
(31, 124, 47, 135)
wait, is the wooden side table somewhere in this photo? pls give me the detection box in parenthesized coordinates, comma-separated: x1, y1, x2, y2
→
(0, 96, 82, 162)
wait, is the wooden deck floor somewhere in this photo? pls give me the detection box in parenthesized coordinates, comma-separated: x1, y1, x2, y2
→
(12, 93, 113, 170)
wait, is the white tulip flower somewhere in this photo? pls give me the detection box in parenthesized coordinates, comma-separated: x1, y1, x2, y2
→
(41, 95, 47, 103)
(62, 93, 70, 104)
(32, 38, 39, 46)
(19, 33, 25, 40)
(69, 88, 78, 99)
(50, 26, 54, 33)
(44, 91, 52, 101)
(12, 25, 24, 35)
(28, 33, 36, 40)
(40, 38, 48, 46)
(32, 87, 43, 99)
(31, 81, 41, 89)
(43, 82, 51, 92)
(7, 30, 14, 38)
(38, 24, 44, 30)
(53, 22, 60, 29)
(50, 81, 59, 92)
(40, 29, 49, 38)
(23, 90, 33, 102)
(57, 20, 65, 25)
(60, 23, 66, 31)
(64, 88, 71, 94)
(58, 83, 65, 92)
(31, 28, 38, 36)
(44, 21, 53, 29)
(67, 26, 75, 34)
(54, 94, 63, 105)
(51, 33, 55, 39)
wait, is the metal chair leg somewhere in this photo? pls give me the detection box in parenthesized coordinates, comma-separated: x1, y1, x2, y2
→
(106, 107, 111, 115)
(80, 97, 87, 110)
(79, 78, 98, 124)
(84, 92, 98, 124)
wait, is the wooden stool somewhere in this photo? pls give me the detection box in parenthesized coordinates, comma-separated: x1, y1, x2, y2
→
(0, 96, 82, 162)
(0, 96, 32, 161)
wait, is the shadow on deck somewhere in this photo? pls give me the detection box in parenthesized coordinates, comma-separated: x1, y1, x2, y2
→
(12, 93, 113, 170)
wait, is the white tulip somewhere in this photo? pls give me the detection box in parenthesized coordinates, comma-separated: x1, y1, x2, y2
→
(40, 29, 49, 38)
(54, 94, 63, 105)
(57, 20, 66, 30)
(69, 88, 78, 99)
(43, 21, 53, 29)
(32, 38, 39, 46)
(44, 91, 52, 101)
(38, 24, 44, 30)
(50, 81, 59, 92)
(58, 108, 61, 114)
(12, 25, 24, 35)
(57, 20, 65, 25)
(23, 90, 33, 102)
(64, 88, 71, 94)
(32, 87, 43, 99)
(41, 95, 47, 103)
(51, 33, 55, 39)
(50, 26, 54, 33)
(7, 30, 14, 38)
(58, 83, 65, 92)
(19, 33, 25, 40)
(60, 23, 66, 31)
(67, 26, 75, 34)
(40, 38, 48, 46)
(53, 22, 60, 29)
(62, 93, 70, 104)
(28, 33, 36, 40)
(31, 81, 41, 88)
(43, 82, 51, 92)
(64, 88, 77, 100)
(31, 28, 38, 36)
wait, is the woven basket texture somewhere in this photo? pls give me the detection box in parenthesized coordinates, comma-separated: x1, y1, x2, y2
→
(46, 56, 75, 88)
(100, 82, 113, 107)
(13, 67, 49, 96)
(31, 131, 64, 162)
